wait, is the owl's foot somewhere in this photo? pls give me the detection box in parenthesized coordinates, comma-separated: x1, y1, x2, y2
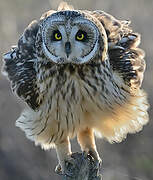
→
(83, 149, 102, 169)
(55, 155, 76, 177)
(55, 164, 62, 175)
(55, 152, 102, 179)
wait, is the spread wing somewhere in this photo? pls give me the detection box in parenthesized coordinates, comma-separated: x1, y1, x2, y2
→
(2, 6, 58, 111)
(2, 20, 40, 110)
(85, 10, 146, 89)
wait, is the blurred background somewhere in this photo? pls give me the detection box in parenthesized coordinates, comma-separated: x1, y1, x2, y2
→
(0, 0, 153, 179)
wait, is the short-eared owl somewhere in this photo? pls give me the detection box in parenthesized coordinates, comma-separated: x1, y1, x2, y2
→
(2, 2, 149, 174)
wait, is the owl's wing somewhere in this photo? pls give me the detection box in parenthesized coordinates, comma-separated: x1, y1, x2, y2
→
(2, 20, 41, 110)
(85, 10, 145, 89)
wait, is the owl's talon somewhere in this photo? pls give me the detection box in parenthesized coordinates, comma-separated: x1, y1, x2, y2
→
(94, 158, 102, 169)
(83, 150, 102, 169)
(55, 164, 63, 175)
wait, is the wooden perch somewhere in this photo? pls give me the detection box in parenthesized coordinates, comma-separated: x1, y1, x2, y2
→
(56, 152, 102, 180)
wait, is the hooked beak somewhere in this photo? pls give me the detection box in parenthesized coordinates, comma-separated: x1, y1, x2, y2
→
(65, 42, 71, 58)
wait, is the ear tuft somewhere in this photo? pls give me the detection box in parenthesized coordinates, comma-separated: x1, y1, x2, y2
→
(58, 1, 74, 11)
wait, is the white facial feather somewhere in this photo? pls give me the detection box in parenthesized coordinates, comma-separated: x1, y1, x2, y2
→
(41, 13, 101, 64)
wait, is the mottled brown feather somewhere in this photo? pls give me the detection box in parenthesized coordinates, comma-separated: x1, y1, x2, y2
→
(85, 10, 146, 89)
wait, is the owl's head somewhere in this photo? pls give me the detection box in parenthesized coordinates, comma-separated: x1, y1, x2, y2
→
(39, 10, 107, 64)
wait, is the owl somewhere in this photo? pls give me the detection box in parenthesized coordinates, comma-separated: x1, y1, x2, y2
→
(2, 2, 149, 174)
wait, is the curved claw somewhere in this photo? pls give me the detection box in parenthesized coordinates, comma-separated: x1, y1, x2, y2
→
(55, 156, 76, 177)
(83, 150, 102, 169)
(55, 164, 63, 175)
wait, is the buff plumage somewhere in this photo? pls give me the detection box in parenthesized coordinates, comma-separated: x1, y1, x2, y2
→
(2, 2, 149, 173)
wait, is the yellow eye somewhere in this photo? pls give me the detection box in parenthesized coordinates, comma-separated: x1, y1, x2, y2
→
(76, 30, 87, 41)
(52, 30, 62, 41)
(55, 32, 62, 40)
(76, 33, 84, 41)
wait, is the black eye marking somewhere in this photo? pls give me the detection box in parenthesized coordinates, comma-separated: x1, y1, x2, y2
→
(75, 30, 88, 42)
(51, 30, 62, 41)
